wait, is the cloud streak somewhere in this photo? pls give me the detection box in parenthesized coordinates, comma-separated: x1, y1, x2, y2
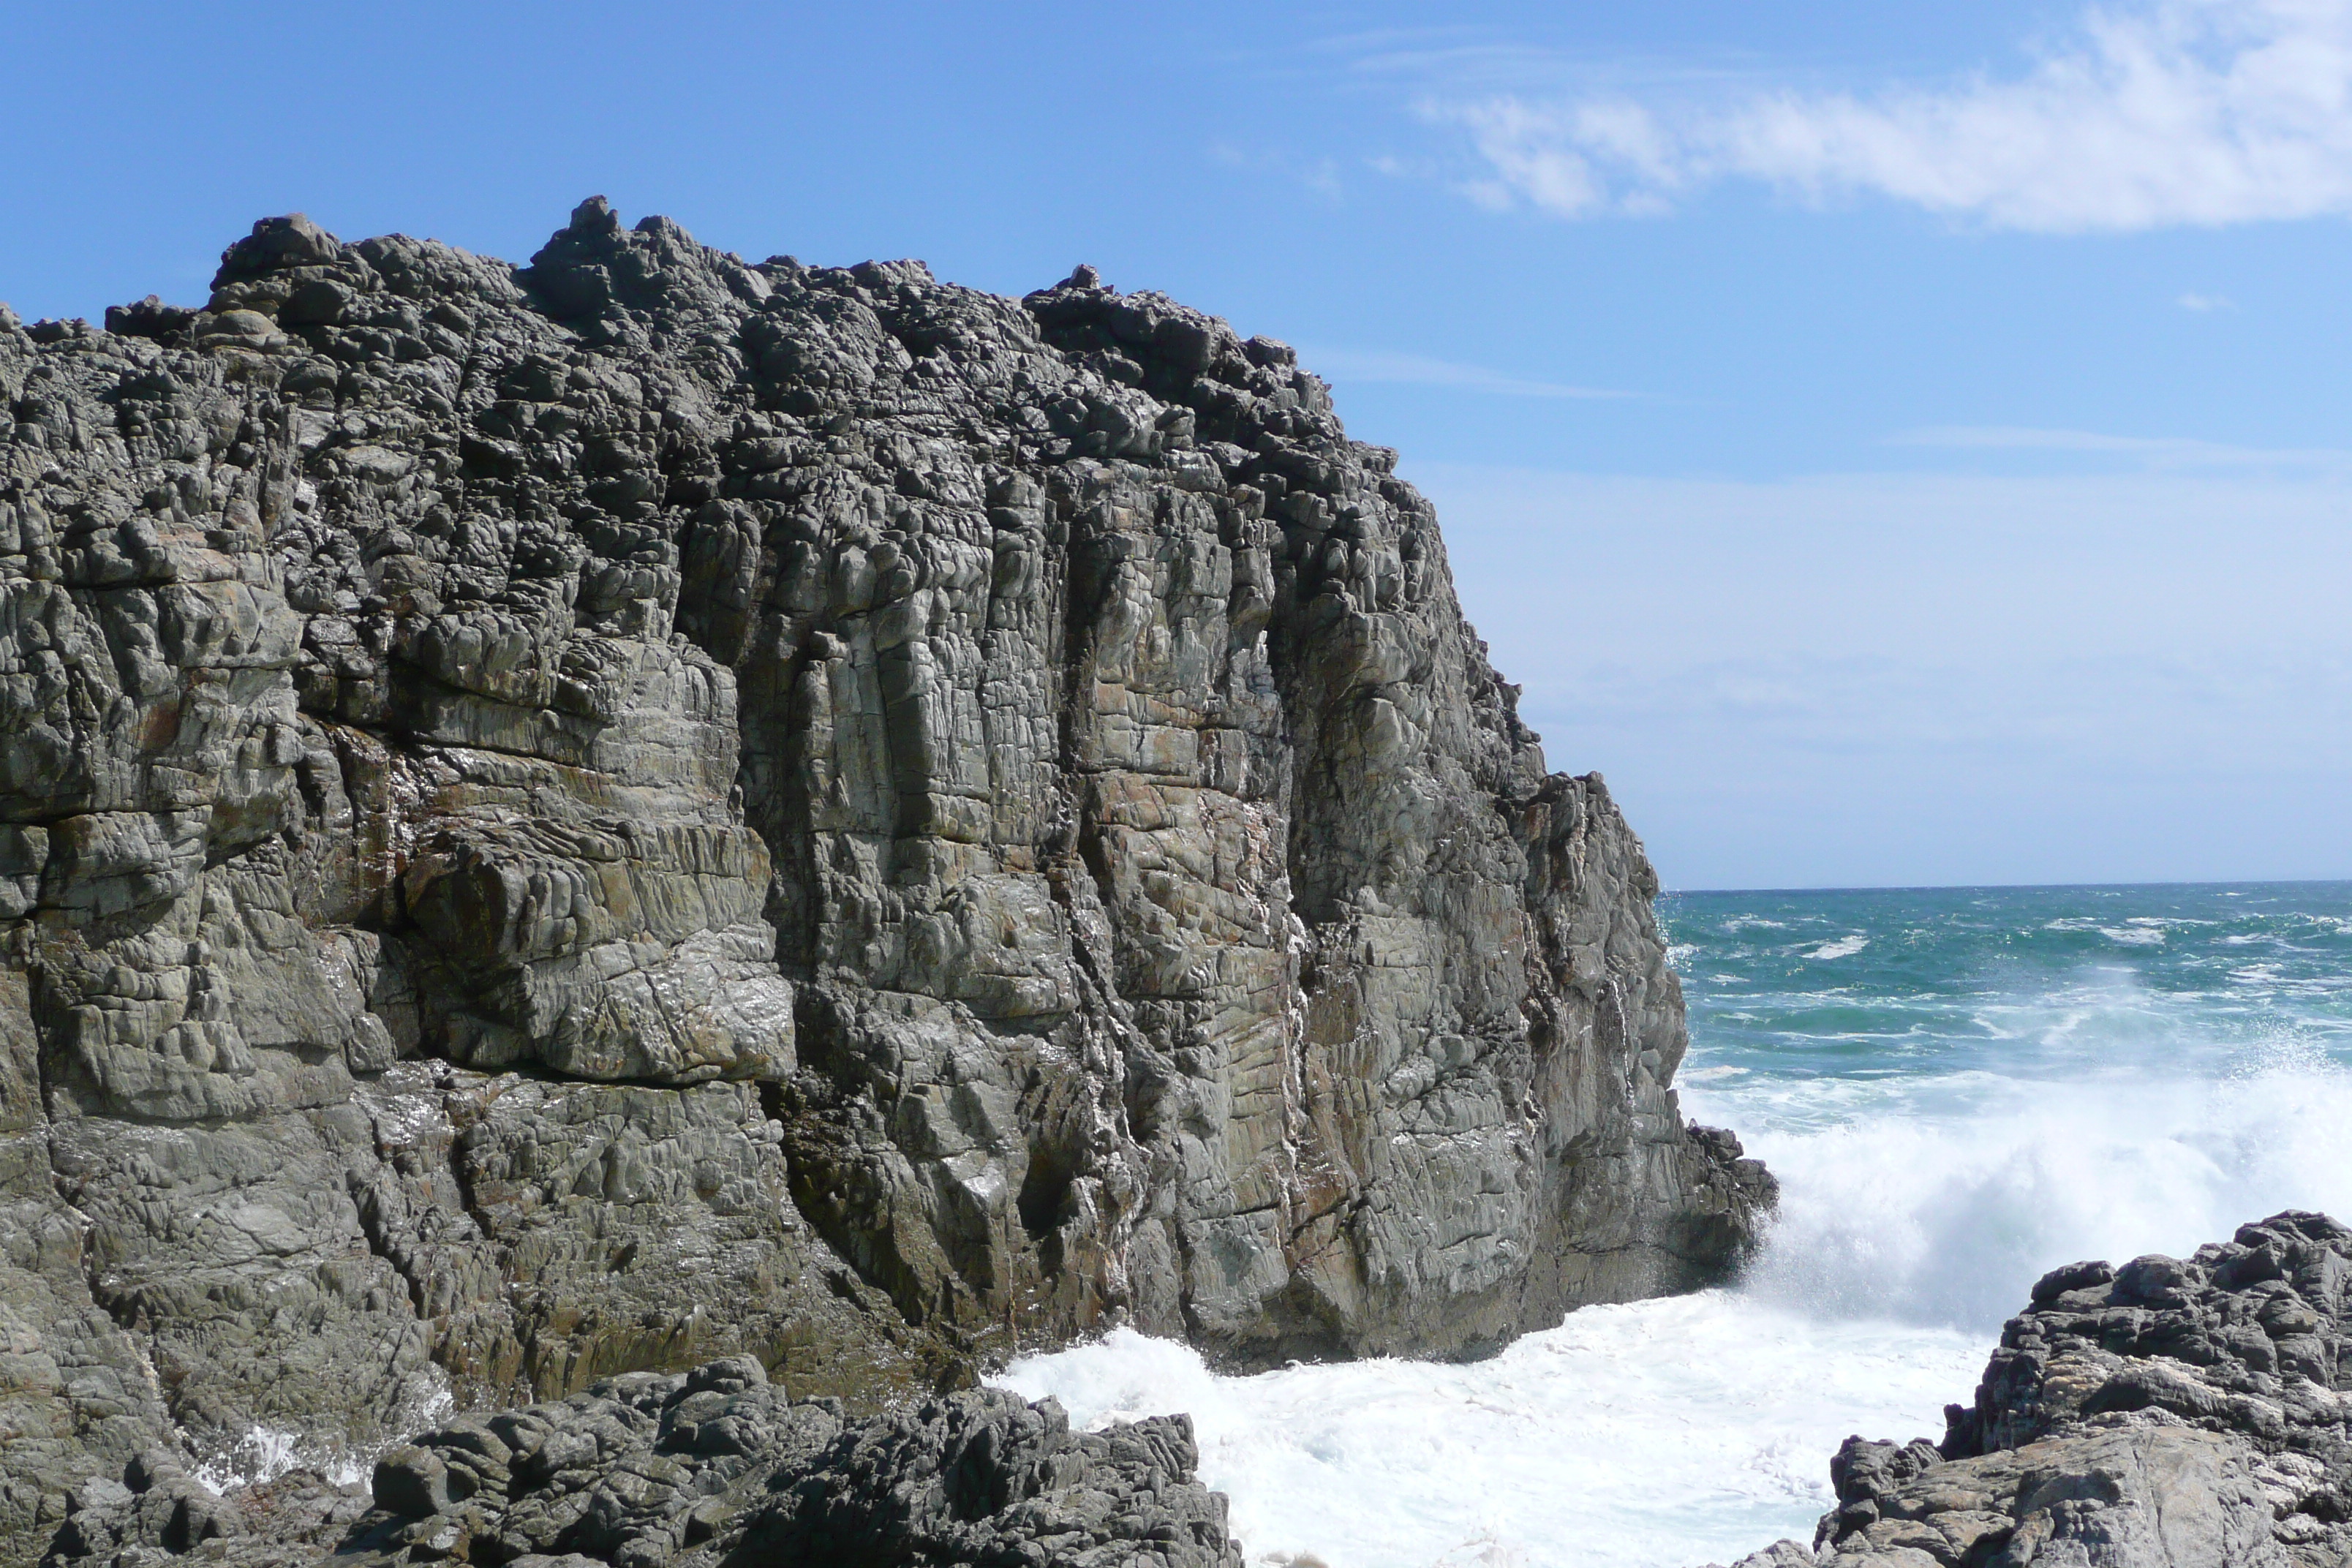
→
(1426, 0, 2352, 230)
(1891, 423, 2352, 469)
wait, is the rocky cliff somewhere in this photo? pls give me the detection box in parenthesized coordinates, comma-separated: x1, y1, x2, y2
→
(0, 199, 1771, 1561)
(1716, 1210, 2352, 1568)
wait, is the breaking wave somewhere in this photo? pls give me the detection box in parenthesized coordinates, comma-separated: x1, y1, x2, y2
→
(992, 882, 2352, 1567)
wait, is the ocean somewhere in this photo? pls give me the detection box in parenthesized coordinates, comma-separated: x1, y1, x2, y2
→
(993, 881, 2352, 1568)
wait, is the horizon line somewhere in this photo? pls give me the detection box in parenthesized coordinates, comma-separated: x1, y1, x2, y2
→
(1661, 875, 2352, 897)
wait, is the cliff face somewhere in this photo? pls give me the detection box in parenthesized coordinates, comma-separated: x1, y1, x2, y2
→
(0, 200, 1771, 1557)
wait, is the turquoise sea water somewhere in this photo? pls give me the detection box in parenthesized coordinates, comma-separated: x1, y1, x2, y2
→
(1003, 882, 2352, 1567)
(1672, 882, 2352, 1090)
(1672, 881, 2352, 1330)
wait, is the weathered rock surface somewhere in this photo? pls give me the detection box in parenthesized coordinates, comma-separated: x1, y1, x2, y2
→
(0, 199, 1771, 1563)
(46, 1353, 1241, 1567)
(1714, 1211, 2352, 1568)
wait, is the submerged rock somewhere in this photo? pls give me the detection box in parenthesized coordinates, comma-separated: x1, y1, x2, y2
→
(0, 200, 1771, 1564)
(1716, 1210, 2352, 1568)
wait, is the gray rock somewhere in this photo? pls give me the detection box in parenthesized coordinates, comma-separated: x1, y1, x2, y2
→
(1715, 1545, 1828, 1568)
(0, 200, 1772, 1562)
(45, 1357, 1241, 1568)
(1731, 1211, 2352, 1568)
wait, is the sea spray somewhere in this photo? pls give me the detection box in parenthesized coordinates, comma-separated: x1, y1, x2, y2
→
(995, 1306, 1983, 1568)
(1678, 881, 2352, 1331)
(1706, 1060, 2352, 1330)
(995, 881, 2352, 1568)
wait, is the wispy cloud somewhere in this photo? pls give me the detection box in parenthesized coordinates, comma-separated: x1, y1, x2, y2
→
(1297, 347, 1636, 399)
(1417, 1, 2352, 231)
(1892, 424, 2352, 469)
(2176, 291, 2237, 310)
(1209, 142, 1346, 201)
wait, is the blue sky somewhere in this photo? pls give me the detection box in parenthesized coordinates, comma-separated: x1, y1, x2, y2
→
(8, 1, 2351, 888)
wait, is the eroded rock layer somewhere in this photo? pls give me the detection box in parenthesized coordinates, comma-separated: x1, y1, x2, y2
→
(0, 200, 1771, 1561)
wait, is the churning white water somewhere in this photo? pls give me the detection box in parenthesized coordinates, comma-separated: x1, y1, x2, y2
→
(999, 1307, 1983, 1568)
(992, 883, 2352, 1567)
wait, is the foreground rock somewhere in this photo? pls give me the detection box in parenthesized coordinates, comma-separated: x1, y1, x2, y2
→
(1716, 1210, 2352, 1568)
(48, 1353, 1240, 1567)
(0, 200, 1772, 1561)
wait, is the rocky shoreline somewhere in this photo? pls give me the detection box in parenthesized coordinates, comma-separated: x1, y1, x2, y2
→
(1714, 1210, 2352, 1568)
(2, 191, 2338, 1568)
(0, 200, 1770, 1564)
(36, 1210, 2350, 1567)
(51, 1357, 1243, 1568)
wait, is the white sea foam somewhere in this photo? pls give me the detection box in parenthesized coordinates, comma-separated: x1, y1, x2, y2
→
(190, 1426, 371, 1494)
(1694, 1058, 2352, 1330)
(995, 1058, 2352, 1567)
(993, 888, 2352, 1568)
(186, 1376, 449, 1495)
(995, 1306, 1982, 1568)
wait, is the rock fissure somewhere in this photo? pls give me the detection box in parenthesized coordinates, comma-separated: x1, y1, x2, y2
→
(344, 1158, 431, 1325)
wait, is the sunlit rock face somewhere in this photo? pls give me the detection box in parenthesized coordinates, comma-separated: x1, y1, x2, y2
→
(0, 200, 1771, 1561)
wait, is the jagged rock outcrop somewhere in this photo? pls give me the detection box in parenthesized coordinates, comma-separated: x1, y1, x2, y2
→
(0, 200, 1771, 1563)
(1715, 1211, 2352, 1568)
(46, 1354, 1241, 1568)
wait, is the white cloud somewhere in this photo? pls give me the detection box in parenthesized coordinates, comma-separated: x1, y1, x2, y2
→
(2176, 290, 2238, 309)
(1427, 0, 2352, 230)
(1297, 347, 1636, 399)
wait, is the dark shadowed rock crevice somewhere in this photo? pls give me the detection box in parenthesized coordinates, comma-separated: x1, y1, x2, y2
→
(0, 199, 1772, 1564)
